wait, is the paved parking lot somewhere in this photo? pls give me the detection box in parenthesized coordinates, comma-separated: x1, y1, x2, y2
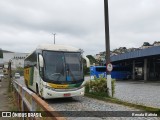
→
(115, 80, 160, 108)
(17, 76, 160, 109)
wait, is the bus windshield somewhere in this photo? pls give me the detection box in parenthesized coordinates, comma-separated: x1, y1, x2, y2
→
(43, 51, 83, 84)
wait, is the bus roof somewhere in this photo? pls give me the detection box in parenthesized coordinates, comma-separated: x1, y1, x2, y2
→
(37, 44, 80, 52)
(90, 65, 127, 68)
(90, 66, 106, 68)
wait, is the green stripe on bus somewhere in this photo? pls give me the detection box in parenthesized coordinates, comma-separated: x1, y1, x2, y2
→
(29, 67, 34, 85)
(68, 82, 82, 88)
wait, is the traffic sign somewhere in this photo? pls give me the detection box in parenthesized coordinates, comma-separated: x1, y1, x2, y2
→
(107, 63, 113, 72)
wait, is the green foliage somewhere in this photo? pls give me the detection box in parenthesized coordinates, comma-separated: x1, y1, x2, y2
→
(82, 57, 90, 75)
(83, 55, 97, 75)
(111, 79, 116, 97)
(83, 66, 90, 75)
(85, 77, 115, 97)
(12, 67, 24, 76)
(86, 55, 97, 65)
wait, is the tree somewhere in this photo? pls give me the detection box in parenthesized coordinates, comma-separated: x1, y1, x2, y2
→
(86, 55, 97, 65)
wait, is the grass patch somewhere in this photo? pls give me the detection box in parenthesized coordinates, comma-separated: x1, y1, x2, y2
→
(85, 93, 160, 115)
(5, 88, 19, 120)
(8, 91, 19, 111)
(7, 76, 12, 92)
(7, 77, 19, 111)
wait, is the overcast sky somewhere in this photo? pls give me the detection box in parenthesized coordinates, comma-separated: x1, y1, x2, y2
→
(0, 0, 160, 55)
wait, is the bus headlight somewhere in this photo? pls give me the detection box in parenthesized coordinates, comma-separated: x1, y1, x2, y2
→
(44, 85, 55, 90)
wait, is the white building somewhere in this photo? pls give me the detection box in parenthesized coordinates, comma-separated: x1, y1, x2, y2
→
(153, 41, 160, 46)
(140, 42, 152, 49)
(3, 50, 29, 69)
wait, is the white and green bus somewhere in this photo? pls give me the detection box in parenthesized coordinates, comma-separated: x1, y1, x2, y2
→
(24, 44, 90, 99)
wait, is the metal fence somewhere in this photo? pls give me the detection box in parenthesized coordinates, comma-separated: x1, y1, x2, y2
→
(13, 80, 65, 120)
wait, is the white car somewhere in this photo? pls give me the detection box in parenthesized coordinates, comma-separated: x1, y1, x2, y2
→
(0, 74, 4, 78)
(0, 74, 3, 81)
(15, 73, 20, 78)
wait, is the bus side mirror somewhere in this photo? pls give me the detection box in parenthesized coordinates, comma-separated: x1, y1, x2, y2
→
(39, 54, 44, 68)
(83, 55, 90, 68)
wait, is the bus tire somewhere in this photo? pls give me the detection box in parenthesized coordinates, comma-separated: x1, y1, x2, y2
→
(25, 80, 28, 88)
(36, 84, 40, 96)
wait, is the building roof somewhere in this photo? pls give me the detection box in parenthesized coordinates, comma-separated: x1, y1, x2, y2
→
(111, 46, 160, 62)
(2, 50, 14, 53)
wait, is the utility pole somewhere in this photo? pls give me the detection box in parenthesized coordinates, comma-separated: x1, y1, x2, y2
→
(52, 33, 56, 44)
(8, 60, 12, 92)
(104, 0, 112, 97)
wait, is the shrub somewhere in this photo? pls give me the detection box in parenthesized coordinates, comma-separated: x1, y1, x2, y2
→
(83, 66, 90, 75)
(12, 67, 24, 76)
(111, 79, 115, 97)
(85, 77, 115, 97)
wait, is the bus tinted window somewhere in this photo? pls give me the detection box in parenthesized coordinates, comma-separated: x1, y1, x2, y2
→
(96, 67, 106, 72)
(43, 51, 65, 82)
(113, 67, 131, 71)
(43, 51, 83, 83)
(64, 53, 81, 72)
(90, 65, 131, 80)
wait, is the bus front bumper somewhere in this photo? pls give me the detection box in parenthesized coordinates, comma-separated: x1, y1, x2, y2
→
(42, 87, 85, 99)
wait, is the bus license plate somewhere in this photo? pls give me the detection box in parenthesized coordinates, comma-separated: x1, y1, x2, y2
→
(64, 93, 71, 97)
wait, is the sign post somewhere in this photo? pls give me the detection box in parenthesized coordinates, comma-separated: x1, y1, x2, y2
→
(104, 0, 112, 97)
(106, 63, 113, 96)
(107, 63, 113, 72)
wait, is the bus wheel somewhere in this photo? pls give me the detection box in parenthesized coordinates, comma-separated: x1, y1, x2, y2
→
(36, 84, 40, 96)
(25, 80, 28, 88)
